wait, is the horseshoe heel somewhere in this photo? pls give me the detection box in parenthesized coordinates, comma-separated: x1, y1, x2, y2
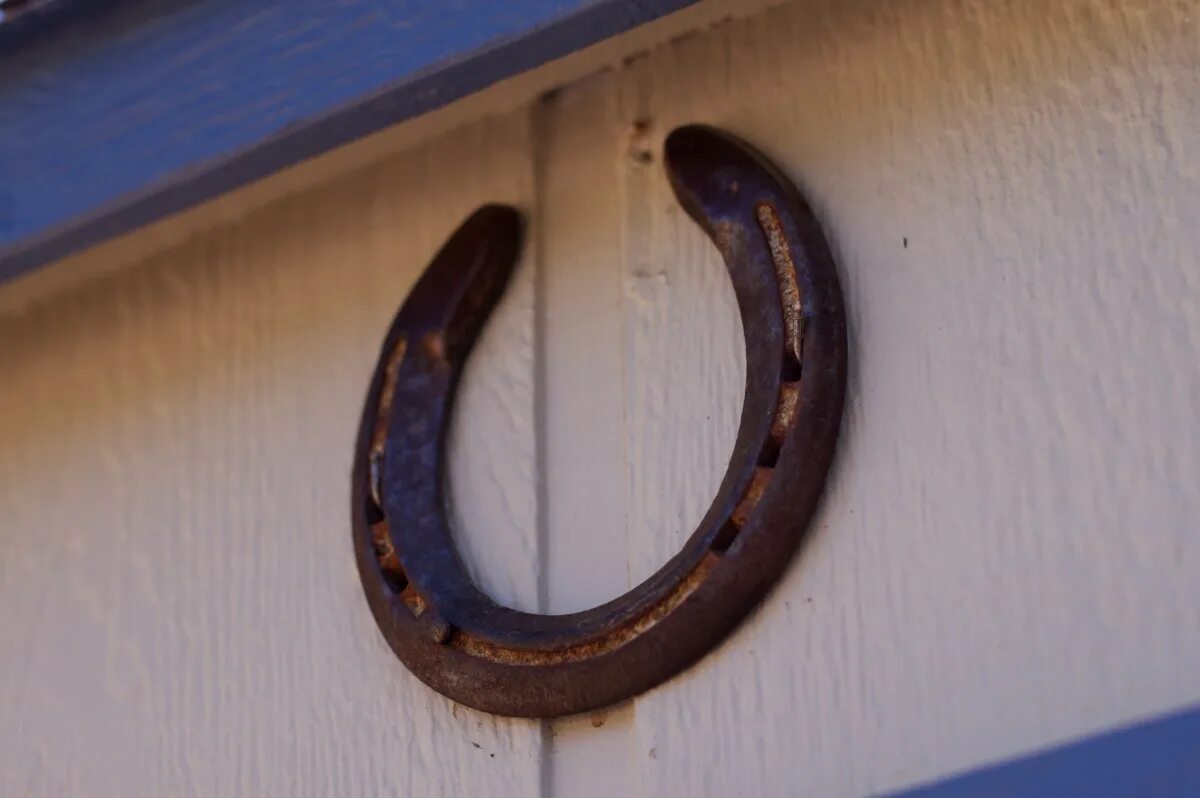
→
(352, 125, 847, 718)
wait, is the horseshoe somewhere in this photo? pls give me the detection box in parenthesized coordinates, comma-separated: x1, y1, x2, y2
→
(352, 125, 847, 718)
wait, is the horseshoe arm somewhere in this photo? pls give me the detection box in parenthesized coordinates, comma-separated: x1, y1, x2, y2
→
(352, 125, 847, 717)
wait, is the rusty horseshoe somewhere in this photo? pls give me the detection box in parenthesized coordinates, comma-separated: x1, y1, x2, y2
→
(352, 125, 847, 717)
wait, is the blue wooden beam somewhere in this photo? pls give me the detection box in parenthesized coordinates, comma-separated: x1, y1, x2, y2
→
(0, 0, 697, 281)
(885, 705, 1200, 798)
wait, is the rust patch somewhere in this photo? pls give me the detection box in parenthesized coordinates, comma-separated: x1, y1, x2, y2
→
(370, 521, 408, 593)
(731, 467, 774, 529)
(404, 592, 427, 618)
(367, 337, 409, 579)
(769, 381, 801, 452)
(627, 117, 655, 165)
(756, 203, 805, 369)
(373, 338, 407, 447)
(456, 553, 721, 666)
(421, 331, 446, 362)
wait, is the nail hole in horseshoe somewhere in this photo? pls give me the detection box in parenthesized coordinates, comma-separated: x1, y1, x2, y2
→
(351, 124, 846, 718)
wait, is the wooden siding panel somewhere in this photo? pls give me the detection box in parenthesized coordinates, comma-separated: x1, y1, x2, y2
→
(0, 110, 544, 797)
(1, 0, 1197, 795)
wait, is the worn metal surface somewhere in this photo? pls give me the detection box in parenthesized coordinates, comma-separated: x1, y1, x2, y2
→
(351, 125, 847, 717)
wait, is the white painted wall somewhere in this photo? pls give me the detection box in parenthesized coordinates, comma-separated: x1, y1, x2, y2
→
(1, 0, 1196, 795)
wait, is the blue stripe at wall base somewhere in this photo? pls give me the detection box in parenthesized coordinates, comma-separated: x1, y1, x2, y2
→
(885, 705, 1200, 798)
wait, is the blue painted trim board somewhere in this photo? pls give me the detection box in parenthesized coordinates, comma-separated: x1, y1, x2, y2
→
(0, 0, 697, 280)
(885, 705, 1200, 798)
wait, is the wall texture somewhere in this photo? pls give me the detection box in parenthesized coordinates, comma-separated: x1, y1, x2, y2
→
(0, 0, 1196, 795)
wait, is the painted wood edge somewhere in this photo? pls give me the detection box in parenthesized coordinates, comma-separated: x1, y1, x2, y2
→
(0, 0, 697, 283)
(884, 705, 1200, 797)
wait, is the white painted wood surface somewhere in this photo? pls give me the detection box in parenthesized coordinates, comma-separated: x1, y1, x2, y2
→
(1, 0, 1197, 795)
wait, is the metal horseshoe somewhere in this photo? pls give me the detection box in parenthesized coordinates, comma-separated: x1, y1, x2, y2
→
(352, 125, 847, 718)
